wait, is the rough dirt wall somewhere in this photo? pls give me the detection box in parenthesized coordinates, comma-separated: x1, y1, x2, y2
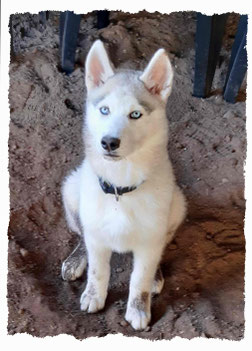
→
(8, 11, 245, 340)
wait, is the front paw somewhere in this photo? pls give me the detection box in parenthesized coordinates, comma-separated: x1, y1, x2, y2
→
(125, 306, 151, 330)
(80, 285, 106, 313)
(125, 292, 151, 330)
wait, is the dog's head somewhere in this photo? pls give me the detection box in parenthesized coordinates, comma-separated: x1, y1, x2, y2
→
(84, 40, 173, 161)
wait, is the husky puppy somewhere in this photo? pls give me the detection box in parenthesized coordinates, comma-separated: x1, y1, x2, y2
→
(61, 40, 186, 330)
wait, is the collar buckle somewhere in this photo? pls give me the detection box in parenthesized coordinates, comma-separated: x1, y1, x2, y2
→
(114, 185, 119, 202)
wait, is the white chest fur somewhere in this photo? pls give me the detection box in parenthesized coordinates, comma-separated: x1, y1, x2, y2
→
(78, 159, 174, 253)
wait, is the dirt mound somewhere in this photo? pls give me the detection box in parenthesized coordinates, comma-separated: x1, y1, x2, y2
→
(8, 11, 245, 340)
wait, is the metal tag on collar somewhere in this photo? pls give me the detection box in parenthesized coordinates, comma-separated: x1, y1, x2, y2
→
(114, 185, 119, 201)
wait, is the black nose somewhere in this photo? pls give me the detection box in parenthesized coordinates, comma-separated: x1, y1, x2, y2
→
(101, 136, 121, 152)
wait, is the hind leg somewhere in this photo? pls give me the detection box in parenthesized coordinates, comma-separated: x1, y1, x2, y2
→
(151, 265, 164, 295)
(151, 187, 186, 294)
(61, 236, 86, 281)
(166, 186, 187, 244)
(61, 168, 87, 281)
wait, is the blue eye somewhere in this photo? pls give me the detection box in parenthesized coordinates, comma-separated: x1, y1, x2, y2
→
(129, 110, 142, 119)
(100, 106, 110, 115)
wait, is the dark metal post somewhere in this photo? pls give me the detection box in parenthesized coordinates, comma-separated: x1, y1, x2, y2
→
(9, 15, 15, 60)
(39, 11, 49, 26)
(223, 15, 248, 103)
(59, 11, 81, 74)
(193, 13, 228, 98)
(97, 10, 109, 29)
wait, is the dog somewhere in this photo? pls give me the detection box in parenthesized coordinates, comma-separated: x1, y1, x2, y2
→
(61, 40, 186, 330)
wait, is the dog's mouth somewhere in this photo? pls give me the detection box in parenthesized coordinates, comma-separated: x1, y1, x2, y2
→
(103, 153, 122, 161)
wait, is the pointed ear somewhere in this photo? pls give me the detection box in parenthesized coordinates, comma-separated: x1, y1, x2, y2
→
(85, 40, 114, 92)
(139, 49, 173, 101)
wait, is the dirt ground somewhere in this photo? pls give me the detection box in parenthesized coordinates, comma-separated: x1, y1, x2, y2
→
(8, 11, 246, 340)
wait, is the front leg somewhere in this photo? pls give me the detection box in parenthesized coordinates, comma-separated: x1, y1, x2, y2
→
(125, 245, 164, 330)
(80, 242, 112, 313)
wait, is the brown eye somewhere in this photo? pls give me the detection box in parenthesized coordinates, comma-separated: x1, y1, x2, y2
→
(129, 111, 142, 119)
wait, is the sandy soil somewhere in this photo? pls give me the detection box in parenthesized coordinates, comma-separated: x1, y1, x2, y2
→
(8, 11, 246, 340)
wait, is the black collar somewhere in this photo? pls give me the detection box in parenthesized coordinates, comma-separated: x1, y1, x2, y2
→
(98, 177, 139, 201)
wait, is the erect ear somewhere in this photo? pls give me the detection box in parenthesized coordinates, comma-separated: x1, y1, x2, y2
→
(85, 40, 114, 92)
(139, 48, 173, 101)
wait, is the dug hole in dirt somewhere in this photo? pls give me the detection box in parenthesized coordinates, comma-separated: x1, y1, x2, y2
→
(8, 11, 246, 340)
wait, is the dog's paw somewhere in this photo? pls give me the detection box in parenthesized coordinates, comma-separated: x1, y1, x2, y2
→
(125, 292, 151, 330)
(80, 287, 105, 313)
(61, 255, 86, 281)
(125, 306, 151, 330)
